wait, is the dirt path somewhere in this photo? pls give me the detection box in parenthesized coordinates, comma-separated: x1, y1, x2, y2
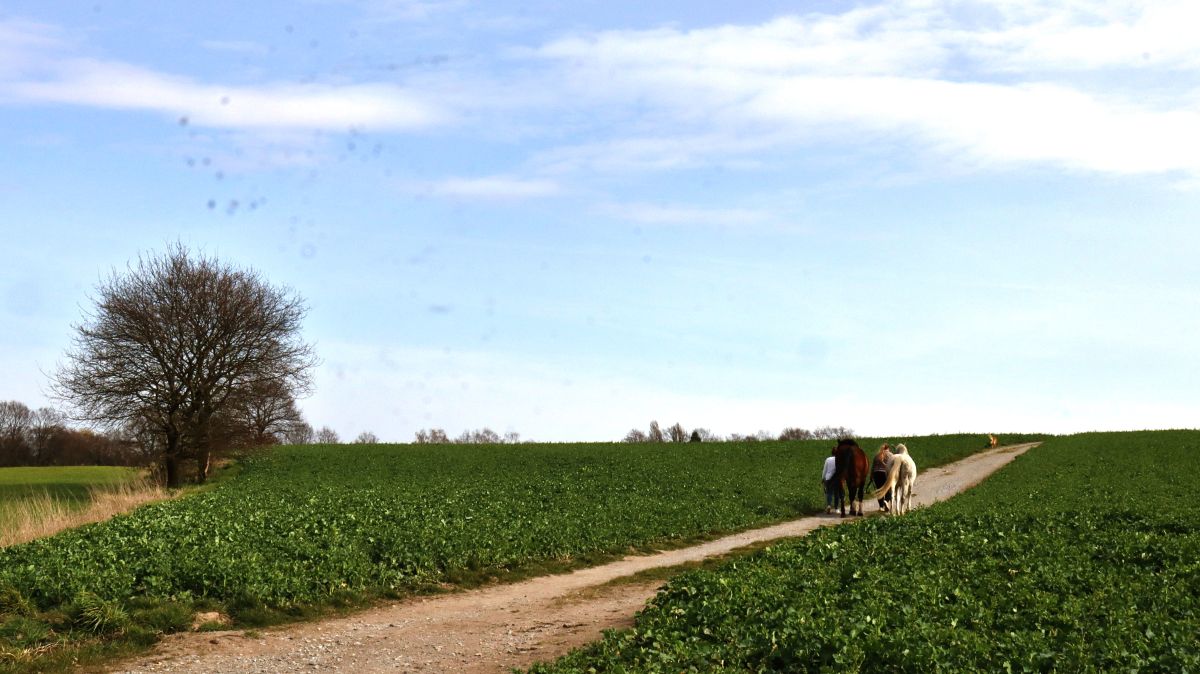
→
(112, 443, 1037, 674)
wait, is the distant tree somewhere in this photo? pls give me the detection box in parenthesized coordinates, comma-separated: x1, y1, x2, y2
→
(52, 245, 316, 486)
(667, 422, 688, 443)
(315, 426, 340, 444)
(28, 407, 66, 461)
(230, 380, 304, 447)
(812, 426, 854, 440)
(692, 428, 718, 442)
(413, 428, 450, 444)
(471, 428, 501, 444)
(623, 429, 648, 443)
(352, 431, 379, 444)
(648, 420, 665, 443)
(503, 430, 521, 444)
(689, 429, 702, 443)
(0, 401, 34, 466)
(282, 420, 315, 445)
(779, 427, 815, 441)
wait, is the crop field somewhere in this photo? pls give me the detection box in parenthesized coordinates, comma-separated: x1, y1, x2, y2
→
(529, 430, 1200, 673)
(0, 434, 1017, 667)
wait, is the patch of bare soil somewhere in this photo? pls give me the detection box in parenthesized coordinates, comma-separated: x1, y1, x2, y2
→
(111, 443, 1038, 674)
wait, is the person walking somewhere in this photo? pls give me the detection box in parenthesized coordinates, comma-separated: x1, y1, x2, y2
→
(871, 443, 895, 511)
(822, 448, 838, 514)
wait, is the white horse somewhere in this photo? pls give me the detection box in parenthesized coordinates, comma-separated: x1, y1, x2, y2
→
(872, 443, 917, 515)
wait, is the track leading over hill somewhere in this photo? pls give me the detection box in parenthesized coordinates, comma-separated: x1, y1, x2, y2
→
(114, 442, 1038, 674)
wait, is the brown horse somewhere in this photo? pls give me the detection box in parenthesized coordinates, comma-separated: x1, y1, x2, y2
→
(833, 438, 868, 517)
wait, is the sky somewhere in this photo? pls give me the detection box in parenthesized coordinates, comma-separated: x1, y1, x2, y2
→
(2, 0, 1200, 442)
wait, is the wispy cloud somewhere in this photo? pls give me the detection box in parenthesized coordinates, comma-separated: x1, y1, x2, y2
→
(330, 0, 469, 22)
(530, 2, 1200, 178)
(199, 40, 270, 55)
(600, 201, 771, 227)
(7, 58, 444, 131)
(400, 174, 561, 200)
(0, 19, 63, 77)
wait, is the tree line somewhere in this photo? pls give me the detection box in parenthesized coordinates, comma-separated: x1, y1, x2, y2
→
(0, 400, 148, 467)
(412, 427, 523, 444)
(622, 421, 854, 443)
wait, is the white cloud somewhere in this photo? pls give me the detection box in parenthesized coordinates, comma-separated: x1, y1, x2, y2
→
(7, 58, 444, 131)
(600, 201, 771, 226)
(0, 19, 62, 78)
(401, 175, 561, 200)
(347, 0, 469, 22)
(530, 2, 1200, 178)
(199, 40, 270, 55)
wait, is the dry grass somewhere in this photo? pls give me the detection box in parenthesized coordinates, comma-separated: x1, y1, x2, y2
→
(0, 479, 169, 547)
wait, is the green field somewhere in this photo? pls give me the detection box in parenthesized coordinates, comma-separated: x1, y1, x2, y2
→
(0, 466, 142, 527)
(529, 430, 1200, 673)
(0, 466, 139, 502)
(0, 434, 1017, 668)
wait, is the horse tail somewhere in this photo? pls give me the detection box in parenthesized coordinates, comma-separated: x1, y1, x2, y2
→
(868, 459, 901, 501)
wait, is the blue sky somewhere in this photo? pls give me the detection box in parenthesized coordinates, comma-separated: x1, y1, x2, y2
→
(3, 1, 1200, 441)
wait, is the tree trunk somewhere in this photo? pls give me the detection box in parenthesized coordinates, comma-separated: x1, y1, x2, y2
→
(163, 430, 182, 488)
(164, 454, 181, 488)
(194, 413, 212, 484)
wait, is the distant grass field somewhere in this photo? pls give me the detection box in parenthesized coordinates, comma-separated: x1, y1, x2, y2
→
(0, 434, 1031, 671)
(0, 466, 141, 516)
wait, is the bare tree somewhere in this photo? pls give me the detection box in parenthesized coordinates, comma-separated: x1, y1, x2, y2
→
(230, 379, 304, 447)
(52, 245, 317, 486)
(812, 426, 854, 440)
(623, 428, 648, 443)
(352, 431, 379, 444)
(0, 401, 34, 465)
(471, 428, 501, 444)
(691, 427, 717, 442)
(779, 427, 815, 441)
(282, 419, 315, 445)
(503, 430, 521, 444)
(667, 422, 688, 443)
(315, 426, 340, 444)
(647, 420, 665, 443)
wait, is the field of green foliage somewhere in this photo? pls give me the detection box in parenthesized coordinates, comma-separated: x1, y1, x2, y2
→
(529, 430, 1200, 673)
(0, 434, 1017, 668)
